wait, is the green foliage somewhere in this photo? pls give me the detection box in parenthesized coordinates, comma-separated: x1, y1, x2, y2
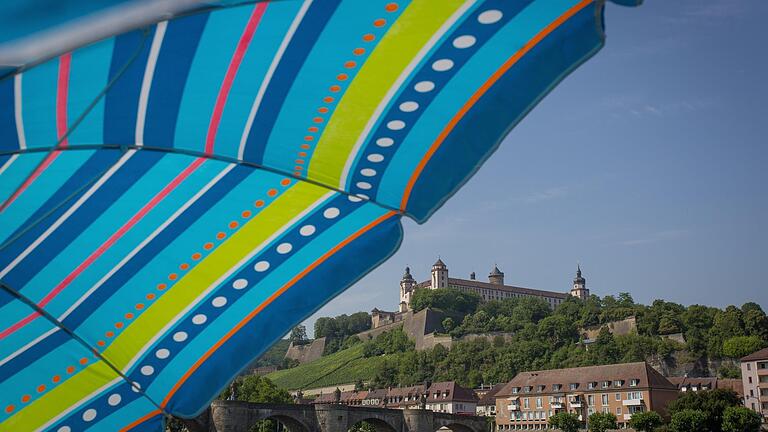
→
(233, 375, 293, 404)
(441, 317, 455, 332)
(669, 409, 708, 432)
(722, 335, 765, 358)
(288, 325, 307, 344)
(314, 312, 372, 355)
(628, 411, 663, 432)
(668, 389, 742, 432)
(718, 364, 741, 379)
(548, 412, 582, 432)
(252, 339, 291, 368)
(410, 287, 481, 315)
(721, 406, 762, 432)
(588, 412, 617, 432)
(349, 421, 378, 432)
(362, 328, 414, 357)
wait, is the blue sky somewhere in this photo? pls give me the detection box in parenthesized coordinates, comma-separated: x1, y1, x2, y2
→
(302, 0, 768, 336)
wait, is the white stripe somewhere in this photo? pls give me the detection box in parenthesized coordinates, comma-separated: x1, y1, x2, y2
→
(135, 21, 167, 147)
(0, 164, 236, 368)
(35, 377, 123, 432)
(0, 150, 136, 279)
(123, 189, 336, 372)
(338, 0, 477, 189)
(14, 74, 26, 150)
(237, 0, 313, 160)
(0, 154, 19, 176)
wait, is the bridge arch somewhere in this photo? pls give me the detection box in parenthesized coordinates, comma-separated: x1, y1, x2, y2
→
(251, 414, 312, 432)
(434, 422, 476, 432)
(348, 418, 398, 432)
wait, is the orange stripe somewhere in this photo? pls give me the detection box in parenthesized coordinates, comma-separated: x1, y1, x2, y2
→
(120, 409, 162, 432)
(400, 0, 594, 211)
(156, 210, 397, 409)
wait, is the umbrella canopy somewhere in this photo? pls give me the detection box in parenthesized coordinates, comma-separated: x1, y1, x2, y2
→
(0, 0, 639, 430)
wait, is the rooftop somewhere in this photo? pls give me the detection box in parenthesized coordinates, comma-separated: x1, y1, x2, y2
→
(741, 347, 768, 362)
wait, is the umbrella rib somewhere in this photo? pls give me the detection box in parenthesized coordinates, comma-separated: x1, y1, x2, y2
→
(0, 280, 169, 416)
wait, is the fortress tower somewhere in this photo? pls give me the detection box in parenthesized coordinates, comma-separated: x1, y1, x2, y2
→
(570, 265, 589, 300)
(399, 266, 416, 312)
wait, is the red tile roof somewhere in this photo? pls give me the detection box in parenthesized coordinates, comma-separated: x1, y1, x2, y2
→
(741, 347, 768, 362)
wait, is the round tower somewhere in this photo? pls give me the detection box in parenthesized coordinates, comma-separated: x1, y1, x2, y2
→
(431, 258, 448, 289)
(399, 266, 416, 312)
(570, 265, 589, 300)
(488, 265, 504, 285)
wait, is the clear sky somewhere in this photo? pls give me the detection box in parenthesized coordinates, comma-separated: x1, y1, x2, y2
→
(301, 0, 768, 336)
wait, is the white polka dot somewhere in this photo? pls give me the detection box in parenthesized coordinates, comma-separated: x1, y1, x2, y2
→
(356, 194, 370, 200)
(232, 278, 248, 290)
(376, 137, 394, 147)
(131, 382, 142, 393)
(192, 314, 207, 325)
(57, 427, 71, 432)
(367, 154, 384, 163)
(323, 207, 340, 219)
(414, 81, 435, 93)
(360, 168, 377, 177)
(348, 195, 363, 203)
(141, 365, 154, 376)
(432, 59, 454, 72)
(155, 349, 170, 359)
(173, 331, 188, 342)
(212, 296, 227, 308)
(399, 101, 419, 112)
(82, 409, 97, 422)
(299, 225, 316, 236)
(478, 9, 503, 24)
(276, 242, 292, 254)
(387, 120, 405, 130)
(356, 182, 372, 190)
(453, 35, 476, 49)
(254, 261, 270, 272)
(108, 394, 122, 406)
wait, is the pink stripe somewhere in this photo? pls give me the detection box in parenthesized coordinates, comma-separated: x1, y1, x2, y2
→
(204, 4, 267, 155)
(0, 54, 71, 212)
(0, 157, 206, 339)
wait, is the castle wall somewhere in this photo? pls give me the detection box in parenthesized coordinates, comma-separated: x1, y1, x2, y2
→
(285, 337, 327, 364)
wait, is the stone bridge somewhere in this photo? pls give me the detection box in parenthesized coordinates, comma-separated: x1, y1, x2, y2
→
(191, 400, 489, 432)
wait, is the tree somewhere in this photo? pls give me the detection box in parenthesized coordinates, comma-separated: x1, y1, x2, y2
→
(670, 409, 708, 432)
(441, 317, 455, 333)
(628, 411, 663, 432)
(234, 375, 293, 404)
(410, 287, 481, 315)
(668, 389, 742, 432)
(723, 335, 765, 358)
(289, 325, 307, 345)
(721, 406, 762, 432)
(548, 412, 581, 432)
(588, 412, 617, 432)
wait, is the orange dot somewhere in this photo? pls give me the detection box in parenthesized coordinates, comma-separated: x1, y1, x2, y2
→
(304, 135, 314, 142)
(146, 293, 156, 301)
(191, 253, 202, 261)
(322, 97, 334, 104)
(125, 312, 134, 320)
(180, 263, 189, 271)
(373, 18, 386, 27)
(344, 61, 357, 69)
(135, 303, 144, 310)
(313, 116, 325, 123)
(298, 152, 308, 158)
(105, 331, 114, 338)
(336, 73, 348, 81)
(97, 340, 105, 347)
(66, 366, 75, 374)
(242, 210, 252, 218)
(280, 178, 291, 186)
(21, 395, 31, 403)
(254, 200, 265, 208)
(300, 144, 311, 150)
(318, 107, 329, 114)
(353, 47, 365, 56)
(385, 3, 399, 12)
(294, 171, 302, 176)
(157, 283, 167, 290)
(52, 375, 61, 383)
(37, 385, 46, 393)
(216, 232, 226, 240)
(329, 85, 341, 92)
(308, 126, 319, 132)
(267, 189, 278, 197)
(5, 405, 14, 413)
(363, 33, 375, 42)
(168, 273, 178, 281)
(295, 159, 305, 165)
(79, 357, 88, 365)
(115, 322, 124, 329)
(294, 166, 303, 171)
(204, 242, 214, 250)
(229, 221, 239, 229)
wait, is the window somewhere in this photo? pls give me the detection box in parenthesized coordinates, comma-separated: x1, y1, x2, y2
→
(524, 398, 529, 409)
(616, 407, 622, 415)
(588, 382, 597, 390)
(747, 363, 752, 371)
(615, 393, 621, 401)
(602, 394, 609, 405)
(614, 380, 624, 387)
(570, 383, 578, 391)
(630, 379, 640, 387)
(512, 387, 519, 394)
(536, 398, 542, 409)
(749, 377, 753, 384)
(602, 381, 610, 389)
(553, 384, 562, 391)
(602, 407, 610, 414)
(587, 395, 595, 405)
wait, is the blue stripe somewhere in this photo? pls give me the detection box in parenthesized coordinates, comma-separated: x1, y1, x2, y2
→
(241, 0, 340, 164)
(408, 4, 603, 221)
(104, 28, 154, 145)
(0, 150, 165, 298)
(0, 77, 18, 152)
(143, 13, 209, 149)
